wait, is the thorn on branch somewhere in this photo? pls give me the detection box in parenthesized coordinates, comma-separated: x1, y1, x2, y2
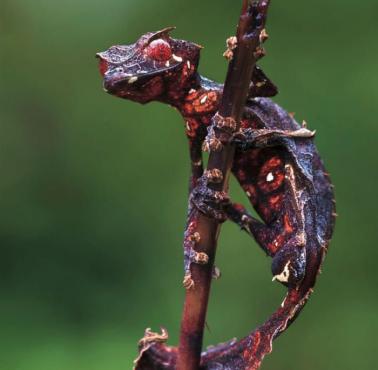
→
(204, 168, 224, 183)
(212, 266, 222, 280)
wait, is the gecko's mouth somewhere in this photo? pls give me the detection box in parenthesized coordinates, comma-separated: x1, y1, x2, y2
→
(102, 62, 183, 93)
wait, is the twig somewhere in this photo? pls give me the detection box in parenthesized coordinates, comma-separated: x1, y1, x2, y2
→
(177, 2, 271, 369)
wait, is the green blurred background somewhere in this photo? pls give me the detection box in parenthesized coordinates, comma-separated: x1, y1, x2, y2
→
(1, 0, 377, 369)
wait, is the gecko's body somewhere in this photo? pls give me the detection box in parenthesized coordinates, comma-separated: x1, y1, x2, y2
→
(97, 27, 335, 369)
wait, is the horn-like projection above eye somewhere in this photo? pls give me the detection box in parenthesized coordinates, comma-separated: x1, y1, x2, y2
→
(146, 26, 176, 44)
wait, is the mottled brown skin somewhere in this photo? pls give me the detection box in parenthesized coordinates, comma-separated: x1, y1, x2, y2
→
(97, 27, 335, 370)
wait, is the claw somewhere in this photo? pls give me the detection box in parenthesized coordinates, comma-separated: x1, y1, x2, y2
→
(204, 168, 224, 183)
(213, 112, 237, 132)
(202, 137, 223, 152)
(259, 28, 269, 43)
(191, 176, 230, 221)
(188, 232, 201, 243)
(193, 251, 209, 265)
(133, 327, 169, 368)
(212, 266, 222, 280)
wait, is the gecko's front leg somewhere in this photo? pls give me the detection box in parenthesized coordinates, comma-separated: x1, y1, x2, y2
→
(182, 209, 209, 290)
(182, 133, 218, 289)
(183, 170, 229, 289)
(190, 174, 230, 222)
(190, 112, 237, 222)
(182, 113, 237, 289)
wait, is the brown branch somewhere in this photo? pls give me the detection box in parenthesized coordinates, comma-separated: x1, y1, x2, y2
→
(177, 2, 271, 370)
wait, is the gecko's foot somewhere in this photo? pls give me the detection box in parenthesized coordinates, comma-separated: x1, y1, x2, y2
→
(182, 249, 208, 291)
(182, 250, 209, 291)
(183, 273, 195, 290)
(202, 114, 238, 153)
(191, 177, 230, 222)
(186, 244, 209, 266)
(183, 230, 209, 289)
(192, 251, 209, 264)
(184, 232, 209, 265)
(133, 327, 169, 367)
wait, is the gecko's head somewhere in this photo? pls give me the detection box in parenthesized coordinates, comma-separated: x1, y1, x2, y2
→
(96, 27, 202, 104)
(271, 246, 306, 287)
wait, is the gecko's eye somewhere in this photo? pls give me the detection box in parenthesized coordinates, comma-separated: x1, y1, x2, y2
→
(98, 58, 109, 76)
(146, 39, 172, 62)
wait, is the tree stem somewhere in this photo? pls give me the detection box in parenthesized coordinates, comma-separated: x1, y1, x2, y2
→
(177, 2, 270, 369)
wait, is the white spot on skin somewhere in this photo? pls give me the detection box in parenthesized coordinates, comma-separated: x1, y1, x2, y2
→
(272, 261, 291, 283)
(187, 60, 191, 69)
(172, 54, 183, 62)
(266, 172, 274, 182)
(128, 76, 138, 84)
(165, 60, 170, 67)
(246, 191, 251, 197)
(189, 89, 196, 94)
(281, 294, 288, 308)
(200, 95, 208, 104)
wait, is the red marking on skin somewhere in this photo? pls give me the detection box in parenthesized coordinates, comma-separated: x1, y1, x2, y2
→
(187, 90, 197, 99)
(183, 103, 194, 115)
(269, 234, 285, 254)
(244, 184, 257, 203)
(182, 89, 220, 116)
(146, 39, 172, 61)
(268, 214, 295, 254)
(284, 213, 294, 234)
(268, 193, 283, 213)
(183, 91, 219, 115)
(240, 119, 250, 129)
(98, 58, 108, 76)
(259, 204, 272, 221)
(182, 92, 198, 115)
(180, 64, 190, 81)
(234, 203, 246, 213)
(258, 156, 285, 193)
(201, 115, 211, 126)
(187, 220, 198, 234)
(264, 156, 282, 168)
(208, 91, 218, 102)
(186, 118, 200, 138)
(252, 331, 261, 354)
(244, 331, 261, 361)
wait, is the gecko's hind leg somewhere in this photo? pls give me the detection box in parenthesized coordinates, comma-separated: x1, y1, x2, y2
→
(190, 175, 230, 222)
(224, 202, 279, 257)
